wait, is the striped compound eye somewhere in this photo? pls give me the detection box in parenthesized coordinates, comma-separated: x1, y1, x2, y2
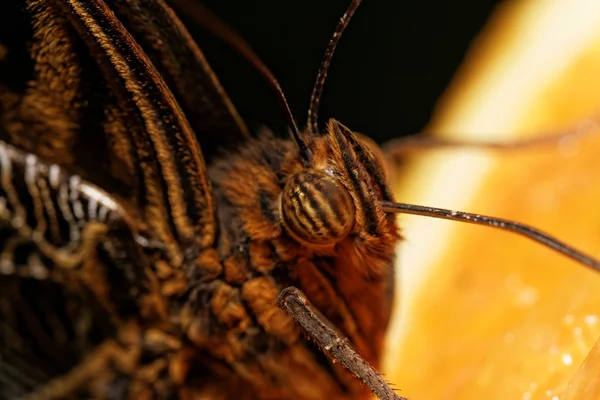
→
(280, 170, 355, 245)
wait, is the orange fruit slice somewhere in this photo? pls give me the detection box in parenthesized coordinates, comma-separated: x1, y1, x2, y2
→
(384, 1, 600, 399)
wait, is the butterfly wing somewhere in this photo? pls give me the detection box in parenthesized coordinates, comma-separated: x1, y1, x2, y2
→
(1, 0, 222, 249)
(103, 0, 251, 160)
(0, 139, 151, 398)
(0, 0, 232, 396)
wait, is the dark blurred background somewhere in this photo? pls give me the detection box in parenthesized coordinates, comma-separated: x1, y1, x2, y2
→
(175, 0, 503, 144)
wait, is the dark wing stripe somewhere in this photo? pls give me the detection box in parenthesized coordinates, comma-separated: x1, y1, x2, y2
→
(106, 0, 250, 159)
(64, 0, 215, 249)
(0, 141, 139, 272)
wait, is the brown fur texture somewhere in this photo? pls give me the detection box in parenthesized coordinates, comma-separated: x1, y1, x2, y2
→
(0, 1, 401, 399)
(197, 124, 399, 398)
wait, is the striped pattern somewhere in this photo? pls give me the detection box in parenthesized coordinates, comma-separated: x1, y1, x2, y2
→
(0, 140, 139, 278)
(0, 1, 400, 398)
(281, 170, 355, 245)
(0, 140, 151, 400)
(62, 0, 216, 253)
(329, 120, 391, 236)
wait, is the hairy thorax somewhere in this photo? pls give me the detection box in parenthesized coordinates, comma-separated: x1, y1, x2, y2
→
(169, 129, 399, 399)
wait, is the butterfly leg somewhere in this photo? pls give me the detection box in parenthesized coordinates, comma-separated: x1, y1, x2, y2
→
(278, 286, 406, 400)
(17, 325, 182, 400)
(17, 338, 139, 400)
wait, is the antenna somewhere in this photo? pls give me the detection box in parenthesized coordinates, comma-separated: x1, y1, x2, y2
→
(306, 0, 362, 134)
(169, 0, 312, 164)
(380, 201, 600, 272)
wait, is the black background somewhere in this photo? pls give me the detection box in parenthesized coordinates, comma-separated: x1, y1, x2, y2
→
(176, 0, 503, 144)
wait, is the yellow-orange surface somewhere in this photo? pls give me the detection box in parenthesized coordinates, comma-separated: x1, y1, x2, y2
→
(383, 1, 600, 399)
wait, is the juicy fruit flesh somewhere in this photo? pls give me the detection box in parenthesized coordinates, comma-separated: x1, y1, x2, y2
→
(384, 1, 600, 399)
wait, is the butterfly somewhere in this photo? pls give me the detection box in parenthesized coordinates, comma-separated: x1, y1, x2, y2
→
(1, 1, 599, 399)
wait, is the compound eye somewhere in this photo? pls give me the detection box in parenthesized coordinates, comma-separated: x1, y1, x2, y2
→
(280, 170, 355, 245)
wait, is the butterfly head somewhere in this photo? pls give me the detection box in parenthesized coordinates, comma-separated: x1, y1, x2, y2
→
(280, 119, 399, 275)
